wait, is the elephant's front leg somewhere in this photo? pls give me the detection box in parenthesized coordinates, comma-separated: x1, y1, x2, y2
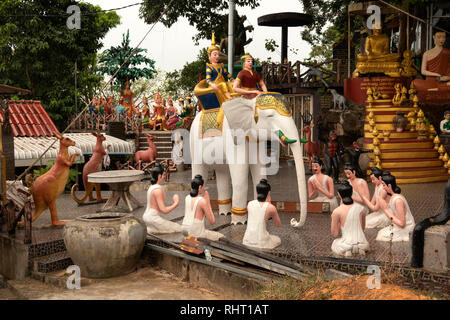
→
(229, 163, 249, 225)
(214, 164, 232, 216)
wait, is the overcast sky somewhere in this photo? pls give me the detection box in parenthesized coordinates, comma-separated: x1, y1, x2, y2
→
(84, 0, 312, 72)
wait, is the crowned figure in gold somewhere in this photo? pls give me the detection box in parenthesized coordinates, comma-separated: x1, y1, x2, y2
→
(149, 92, 167, 131)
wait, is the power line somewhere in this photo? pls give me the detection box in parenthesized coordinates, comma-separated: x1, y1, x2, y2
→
(0, 2, 144, 18)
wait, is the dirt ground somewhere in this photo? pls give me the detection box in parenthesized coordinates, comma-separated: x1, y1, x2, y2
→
(301, 275, 435, 300)
(0, 266, 222, 300)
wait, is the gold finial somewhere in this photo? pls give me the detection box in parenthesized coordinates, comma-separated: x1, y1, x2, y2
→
(434, 136, 440, 150)
(443, 153, 449, 165)
(207, 32, 220, 55)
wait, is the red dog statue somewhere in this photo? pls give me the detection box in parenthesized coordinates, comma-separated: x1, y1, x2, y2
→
(26, 132, 79, 226)
(302, 112, 320, 170)
(135, 133, 158, 170)
(71, 131, 107, 204)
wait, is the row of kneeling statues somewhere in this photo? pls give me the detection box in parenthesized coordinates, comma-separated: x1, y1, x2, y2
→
(142, 161, 415, 257)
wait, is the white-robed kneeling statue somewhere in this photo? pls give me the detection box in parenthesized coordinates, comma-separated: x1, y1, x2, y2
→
(308, 157, 339, 212)
(331, 180, 370, 257)
(142, 163, 182, 234)
(182, 175, 224, 241)
(243, 179, 282, 250)
(360, 172, 415, 242)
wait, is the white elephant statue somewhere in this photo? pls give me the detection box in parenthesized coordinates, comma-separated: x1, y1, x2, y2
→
(189, 91, 308, 227)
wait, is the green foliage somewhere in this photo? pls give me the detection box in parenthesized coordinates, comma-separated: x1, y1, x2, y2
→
(0, 0, 120, 129)
(264, 39, 279, 53)
(306, 25, 343, 64)
(96, 30, 157, 90)
(139, 0, 260, 44)
(163, 48, 209, 96)
(33, 161, 80, 191)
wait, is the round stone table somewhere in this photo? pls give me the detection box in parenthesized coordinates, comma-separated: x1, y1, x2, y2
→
(88, 170, 145, 213)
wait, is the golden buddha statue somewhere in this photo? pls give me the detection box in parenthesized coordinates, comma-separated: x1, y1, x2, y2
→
(400, 50, 418, 77)
(412, 31, 450, 92)
(353, 26, 401, 78)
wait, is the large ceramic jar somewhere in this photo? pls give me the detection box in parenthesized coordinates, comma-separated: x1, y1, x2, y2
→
(63, 213, 146, 278)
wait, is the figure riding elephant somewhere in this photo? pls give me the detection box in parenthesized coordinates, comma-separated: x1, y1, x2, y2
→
(189, 89, 308, 226)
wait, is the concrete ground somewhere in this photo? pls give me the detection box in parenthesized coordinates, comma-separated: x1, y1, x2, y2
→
(0, 263, 222, 300)
(15, 161, 448, 266)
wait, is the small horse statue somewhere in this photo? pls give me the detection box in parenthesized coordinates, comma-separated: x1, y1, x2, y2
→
(329, 89, 347, 111)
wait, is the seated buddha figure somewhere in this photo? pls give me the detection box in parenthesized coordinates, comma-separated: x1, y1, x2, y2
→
(353, 26, 401, 77)
(412, 31, 450, 92)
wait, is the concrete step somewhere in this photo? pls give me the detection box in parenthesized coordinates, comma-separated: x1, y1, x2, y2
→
(32, 252, 73, 274)
(31, 270, 96, 289)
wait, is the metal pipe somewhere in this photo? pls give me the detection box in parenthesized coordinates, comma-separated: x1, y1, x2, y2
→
(228, 0, 235, 76)
(348, 9, 351, 79)
(281, 25, 288, 63)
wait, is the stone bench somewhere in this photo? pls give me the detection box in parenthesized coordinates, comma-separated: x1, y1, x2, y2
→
(423, 222, 450, 274)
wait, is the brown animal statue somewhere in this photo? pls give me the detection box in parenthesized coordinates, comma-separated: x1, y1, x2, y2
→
(71, 131, 107, 204)
(302, 111, 320, 170)
(26, 132, 79, 226)
(135, 133, 157, 170)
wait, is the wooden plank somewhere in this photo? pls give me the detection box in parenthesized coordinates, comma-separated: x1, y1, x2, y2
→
(216, 237, 314, 275)
(145, 243, 272, 282)
(202, 238, 311, 276)
(207, 245, 306, 280)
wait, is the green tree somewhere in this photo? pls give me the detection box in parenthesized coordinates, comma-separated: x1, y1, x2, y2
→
(96, 30, 157, 91)
(0, 0, 120, 129)
(163, 48, 209, 96)
(139, 0, 259, 44)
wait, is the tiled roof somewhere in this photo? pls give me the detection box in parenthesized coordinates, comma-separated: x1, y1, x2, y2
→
(0, 100, 59, 137)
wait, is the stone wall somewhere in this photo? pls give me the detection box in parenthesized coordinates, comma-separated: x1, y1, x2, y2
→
(0, 233, 29, 280)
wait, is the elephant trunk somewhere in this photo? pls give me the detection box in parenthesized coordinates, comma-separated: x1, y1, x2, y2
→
(280, 120, 307, 227)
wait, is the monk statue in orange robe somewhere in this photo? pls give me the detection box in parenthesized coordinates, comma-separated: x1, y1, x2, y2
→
(413, 31, 450, 92)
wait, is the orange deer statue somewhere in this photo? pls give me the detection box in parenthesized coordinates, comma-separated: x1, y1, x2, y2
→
(27, 132, 79, 226)
(71, 131, 107, 204)
(135, 133, 158, 170)
(302, 111, 320, 170)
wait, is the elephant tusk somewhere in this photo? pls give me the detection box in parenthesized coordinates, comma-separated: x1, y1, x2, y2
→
(276, 130, 297, 144)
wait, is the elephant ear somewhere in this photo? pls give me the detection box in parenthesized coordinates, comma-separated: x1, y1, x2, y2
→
(222, 98, 254, 131)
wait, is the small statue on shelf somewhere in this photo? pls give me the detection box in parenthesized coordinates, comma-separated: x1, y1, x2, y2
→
(440, 111, 450, 135)
(393, 111, 408, 133)
(166, 97, 180, 130)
